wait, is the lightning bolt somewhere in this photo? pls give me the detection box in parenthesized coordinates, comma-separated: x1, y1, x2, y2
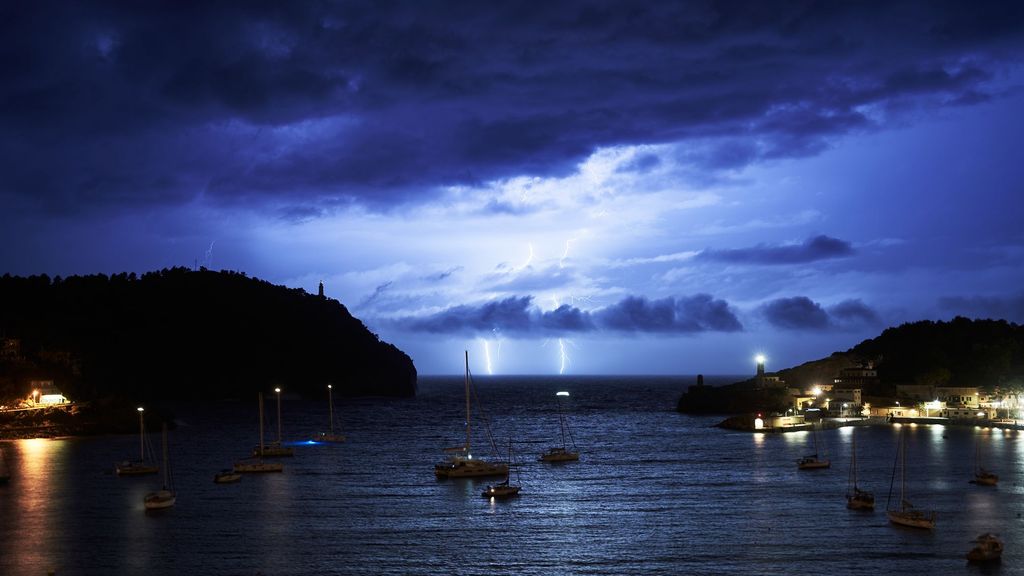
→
(481, 338, 494, 375)
(559, 238, 577, 269)
(522, 243, 535, 269)
(492, 328, 502, 368)
(204, 240, 216, 268)
(558, 338, 569, 375)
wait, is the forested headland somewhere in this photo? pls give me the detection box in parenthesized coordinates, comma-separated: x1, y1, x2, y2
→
(0, 267, 417, 407)
(678, 317, 1024, 414)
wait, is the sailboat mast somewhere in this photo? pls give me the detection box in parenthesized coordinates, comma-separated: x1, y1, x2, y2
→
(464, 350, 472, 453)
(900, 431, 906, 510)
(258, 392, 265, 455)
(557, 397, 567, 448)
(161, 423, 169, 490)
(328, 384, 335, 435)
(275, 387, 282, 443)
(138, 407, 145, 461)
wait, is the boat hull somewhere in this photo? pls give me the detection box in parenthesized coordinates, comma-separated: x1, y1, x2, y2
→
(972, 472, 998, 486)
(846, 496, 875, 511)
(482, 485, 521, 498)
(887, 510, 935, 529)
(213, 471, 242, 483)
(116, 462, 159, 476)
(539, 448, 579, 462)
(797, 459, 830, 470)
(143, 489, 176, 510)
(434, 459, 508, 478)
(966, 534, 1003, 563)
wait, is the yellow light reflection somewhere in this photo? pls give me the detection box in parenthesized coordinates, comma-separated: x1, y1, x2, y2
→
(8, 438, 68, 574)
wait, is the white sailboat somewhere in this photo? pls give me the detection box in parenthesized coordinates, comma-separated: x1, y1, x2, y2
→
(234, 393, 284, 473)
(116, 406, 159, 476)
(797, 422, 830, 469)
(540, 391, 579, 462)
(252, 387, 294, 457)
(886, 427, 935, 529)
(434, 351, 508, 479)
(143, 423, 176, 510)
(846, 429, 874, 510)
(482, 439, 521, 499)
(313, 383, 346, 443)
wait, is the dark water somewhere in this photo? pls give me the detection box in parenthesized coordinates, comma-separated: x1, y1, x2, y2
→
(0, 376, 1019, 575)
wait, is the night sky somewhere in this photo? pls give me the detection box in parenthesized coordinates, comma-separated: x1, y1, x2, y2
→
(2, 1, 1023, 375)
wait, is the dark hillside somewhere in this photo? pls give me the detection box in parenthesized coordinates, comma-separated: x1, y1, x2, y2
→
(678, 317, 1024, 414)
(0, 268, 416, 404)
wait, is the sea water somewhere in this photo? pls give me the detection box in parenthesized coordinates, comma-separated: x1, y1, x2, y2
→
(0, 376, 1018, 575)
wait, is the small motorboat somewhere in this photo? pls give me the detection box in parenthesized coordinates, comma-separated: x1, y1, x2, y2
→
(972, 467, 999, 486)
(966, 533, 1003, 563)
(481, 480, 521, 499)
(962, 532, 1003, 561)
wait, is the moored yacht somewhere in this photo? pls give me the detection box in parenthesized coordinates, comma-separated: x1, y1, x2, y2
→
(434, 352, 508, 479)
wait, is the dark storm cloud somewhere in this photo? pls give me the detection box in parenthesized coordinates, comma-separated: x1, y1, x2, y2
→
(406, 296, 536, 334)
(761, 297, 831, 330)
(593, 295, 742, 333)
(938, 293, 1024, 323)
(762, 296, 882, 330)
(396, 293, 741, 335)
(828, 299, 881, 326)
(699, 235, 854, 265)
(2, 1, 1022, 216)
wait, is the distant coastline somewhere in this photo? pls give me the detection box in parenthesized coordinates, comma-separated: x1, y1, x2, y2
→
(678, 318, 1024, 432)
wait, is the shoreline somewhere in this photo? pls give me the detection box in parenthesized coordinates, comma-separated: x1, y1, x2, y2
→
(720, 415, 1024, 433)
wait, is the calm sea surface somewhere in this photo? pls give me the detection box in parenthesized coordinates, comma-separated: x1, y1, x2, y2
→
(0, 376, 1019, 575)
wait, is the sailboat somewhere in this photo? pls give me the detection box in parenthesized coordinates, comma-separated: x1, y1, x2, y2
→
(971, 436, 998, 486)
(313, 383, 346, 443)
(434, 351, 509, 479)
(116, 406, 159, 476)
(846, 429, 874, 510)
(797, 422, 830, 469)
(234, 393, 284, 473)
(886, 427, 935, 529)
(482, 439, 521, 498)
(252, 387, 293, 457)
(540, 391, 579, 462)
(143, 423, 176, 510)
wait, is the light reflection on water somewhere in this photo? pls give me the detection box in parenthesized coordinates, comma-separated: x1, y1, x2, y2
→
(0, 376, 1021, 575)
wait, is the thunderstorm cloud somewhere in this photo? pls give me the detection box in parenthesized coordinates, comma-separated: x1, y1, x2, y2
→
(396, 294, 742, 336)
